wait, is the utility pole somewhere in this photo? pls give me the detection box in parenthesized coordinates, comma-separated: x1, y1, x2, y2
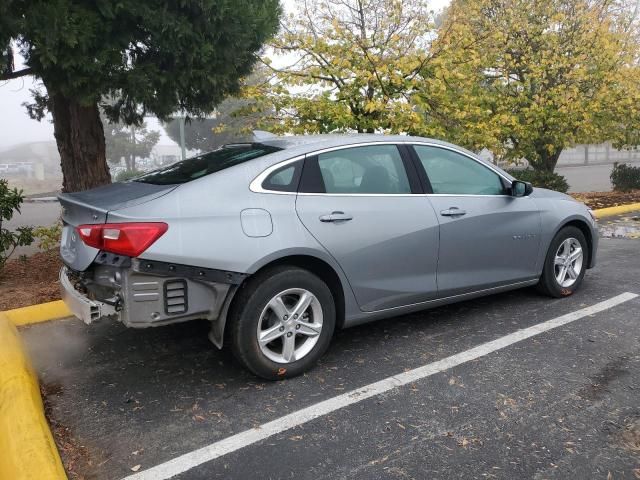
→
(130, 125, 136, 171)
(179, 116, 186, 161)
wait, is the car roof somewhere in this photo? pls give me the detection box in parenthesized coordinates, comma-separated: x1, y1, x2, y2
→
(257, 133, 469, 154)
(253, 133, 510, 175)
(216, 133, 514, 184)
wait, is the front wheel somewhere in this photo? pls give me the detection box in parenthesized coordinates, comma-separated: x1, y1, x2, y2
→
(537, 226, 589, 298)
(228, 266, 336, 380)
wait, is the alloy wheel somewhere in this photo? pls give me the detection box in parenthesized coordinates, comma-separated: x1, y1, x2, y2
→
(256, 288, 324, 364)
(554, 237, 584, 288)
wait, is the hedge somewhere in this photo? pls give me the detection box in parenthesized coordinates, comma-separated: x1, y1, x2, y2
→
(504, 169, 569, 193)
(610, 162, 640, 192)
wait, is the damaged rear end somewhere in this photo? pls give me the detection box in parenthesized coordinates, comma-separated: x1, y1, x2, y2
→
(58, 182, 234, 330)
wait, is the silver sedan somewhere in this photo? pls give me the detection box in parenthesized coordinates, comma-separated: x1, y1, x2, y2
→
(59, 134, 598, 379)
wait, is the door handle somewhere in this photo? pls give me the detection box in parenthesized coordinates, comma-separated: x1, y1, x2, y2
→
(440, 207, 467, 217)
(319, 211, 353, 223)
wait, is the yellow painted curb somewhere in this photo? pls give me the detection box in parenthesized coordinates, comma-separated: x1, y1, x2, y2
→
(4, 301, 72, 326)
(0, 314, 67, 480)
(593, 202, 640, 219)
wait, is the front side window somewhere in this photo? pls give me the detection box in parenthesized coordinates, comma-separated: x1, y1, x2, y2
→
(305, 145, 411, 194)
(414, 145, 505, 195)
(135, 143, 282, 185)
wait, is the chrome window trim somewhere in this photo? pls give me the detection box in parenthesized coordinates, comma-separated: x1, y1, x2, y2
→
(297, 193, 417, 197)
(249, 155, 305, 195)
(297, 192, 516, 198)
(249, 141, 514, 196)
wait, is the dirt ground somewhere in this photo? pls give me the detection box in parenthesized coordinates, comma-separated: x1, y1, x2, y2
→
(0, 250, 61, 310)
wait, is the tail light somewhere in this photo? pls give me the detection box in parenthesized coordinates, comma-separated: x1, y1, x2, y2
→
(77, 222, 168, 257)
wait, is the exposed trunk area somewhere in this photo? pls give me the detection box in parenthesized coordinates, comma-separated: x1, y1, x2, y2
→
(50, 92, 111, 192)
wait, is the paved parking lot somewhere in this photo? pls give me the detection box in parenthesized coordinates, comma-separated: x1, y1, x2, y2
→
(21, 238, 640, 480)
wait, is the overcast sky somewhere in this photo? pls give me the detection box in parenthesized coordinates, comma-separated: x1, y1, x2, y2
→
(0, 0, 450, 151)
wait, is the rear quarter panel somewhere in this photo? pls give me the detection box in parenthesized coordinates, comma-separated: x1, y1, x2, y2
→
(106, 167, 306, 272)
(105, 164, 362, 320)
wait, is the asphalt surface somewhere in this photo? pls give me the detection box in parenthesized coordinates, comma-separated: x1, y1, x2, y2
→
(5, 200, 61, 257)
(21, 238, 640, 480)
(5, 200, 61, 229)
(555, 164, 616, 193)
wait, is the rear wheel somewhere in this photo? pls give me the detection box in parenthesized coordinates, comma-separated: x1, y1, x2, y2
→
(229, 266, 336, 380)
(537, 226, 588, 298)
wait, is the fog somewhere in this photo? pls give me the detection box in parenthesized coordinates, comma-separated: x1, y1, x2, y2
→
(0, 75, 54, 149)
(0, 0, 450, 153)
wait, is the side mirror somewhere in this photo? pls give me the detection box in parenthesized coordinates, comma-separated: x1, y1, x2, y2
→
(511, 180, 533, 197)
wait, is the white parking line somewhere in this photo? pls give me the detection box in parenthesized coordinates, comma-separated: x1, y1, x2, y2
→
(123, 292, 638, 480)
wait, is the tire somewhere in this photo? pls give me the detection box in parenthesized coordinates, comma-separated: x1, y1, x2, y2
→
(537, 226, 589, 298)
(228, 266, 336, 380)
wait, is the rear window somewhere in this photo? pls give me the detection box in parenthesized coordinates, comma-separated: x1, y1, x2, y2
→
(134, 143, 282, 185)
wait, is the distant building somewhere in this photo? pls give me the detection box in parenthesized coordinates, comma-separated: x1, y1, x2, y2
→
(0, 141, 61, 179)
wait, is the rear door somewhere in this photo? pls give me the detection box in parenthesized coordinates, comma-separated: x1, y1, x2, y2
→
(410, 144, 541, 297)
(295, 144, 440, 312)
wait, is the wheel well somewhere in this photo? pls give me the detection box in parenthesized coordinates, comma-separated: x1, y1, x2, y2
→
(561, 220, 593, 267)
(239, 255, 346, 329)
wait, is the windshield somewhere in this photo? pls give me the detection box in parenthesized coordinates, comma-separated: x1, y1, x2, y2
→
(134, 143, 282, 185)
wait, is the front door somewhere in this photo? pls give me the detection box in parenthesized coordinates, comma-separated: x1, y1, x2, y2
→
(411, 144, 542, 297)
(295, 144, 440, 312)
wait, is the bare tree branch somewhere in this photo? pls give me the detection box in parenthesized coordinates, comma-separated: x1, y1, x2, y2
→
(0, 67, 33, 81)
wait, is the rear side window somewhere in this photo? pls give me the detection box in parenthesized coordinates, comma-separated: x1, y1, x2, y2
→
(301, 145, 411, 194)
(261, 161, 303, 192)
(134, 143, 282, 185)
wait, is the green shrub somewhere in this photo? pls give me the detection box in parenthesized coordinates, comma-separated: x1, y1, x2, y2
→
(610, 162, 640, 192)
(0, 179, 34, 268)
(115, 169, 144, 182)
(33, 221, 62, 251)
(504, 168, 569, 193)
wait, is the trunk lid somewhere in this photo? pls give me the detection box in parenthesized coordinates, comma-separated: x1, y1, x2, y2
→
(59, 182, 177, 271)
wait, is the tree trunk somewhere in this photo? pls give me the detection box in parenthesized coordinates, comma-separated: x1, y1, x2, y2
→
(539, 148, 563, 173)
(49, 91, 111, 192)
(531, 144, 563, 173)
